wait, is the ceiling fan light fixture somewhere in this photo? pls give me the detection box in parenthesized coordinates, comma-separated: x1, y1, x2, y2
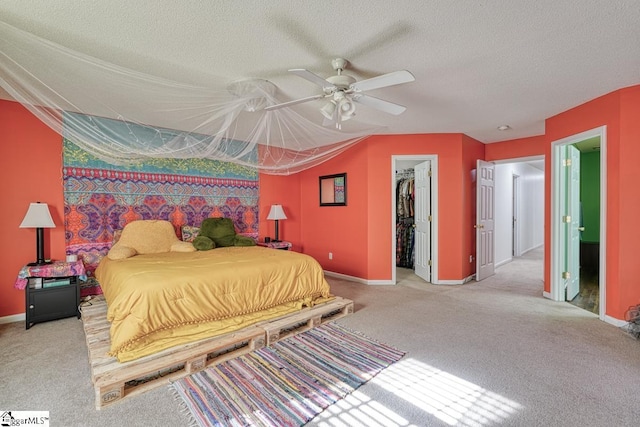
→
(339, 98, 356, 121)
(267, 59, 415, 126)
(320, 100, 337, 120)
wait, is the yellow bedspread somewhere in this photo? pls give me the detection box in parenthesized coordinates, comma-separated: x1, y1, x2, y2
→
(95, 246, 332, 362)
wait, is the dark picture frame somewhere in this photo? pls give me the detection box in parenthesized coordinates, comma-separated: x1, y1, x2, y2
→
(319, 173, 347, 206)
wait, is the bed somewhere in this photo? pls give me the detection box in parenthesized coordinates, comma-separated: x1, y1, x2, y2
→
(95, 246, 332, 362)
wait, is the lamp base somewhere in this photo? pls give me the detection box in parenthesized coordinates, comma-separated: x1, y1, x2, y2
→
(27, 260, 53, 267)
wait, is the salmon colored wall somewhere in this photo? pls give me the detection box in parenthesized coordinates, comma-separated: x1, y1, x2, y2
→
(616, 86, 640, 318)
(545, 88, 623, 318)
(299, 141, 370, 278)
(0, 100, 66, 318)
(296, 133, 482, 282)
(485, 135, 546, 161)
(367, 134, 483, 281)
(258, 173, 301, 251)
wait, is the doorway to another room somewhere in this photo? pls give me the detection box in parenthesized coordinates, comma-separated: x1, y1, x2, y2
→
(492, 157, 545, 282)
(550, 127, 606, 319)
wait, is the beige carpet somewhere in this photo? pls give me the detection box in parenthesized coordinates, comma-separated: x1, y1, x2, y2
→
(1, 247, 639, 426)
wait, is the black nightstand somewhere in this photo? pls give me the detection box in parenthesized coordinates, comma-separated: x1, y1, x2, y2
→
(16, 260, 86, 329)
(25, 275, 81, 329)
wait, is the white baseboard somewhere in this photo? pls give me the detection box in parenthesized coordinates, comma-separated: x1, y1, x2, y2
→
(604, 315, 628, 328)
(0, 313, 25, 324)
(324, 270, 475, 286)
(542, 291, 553, 299)
(520, 244, 543, 256)
(365, 279, 394, 285)
(435, 274, 475, 285)
(323, 270, 393, 285)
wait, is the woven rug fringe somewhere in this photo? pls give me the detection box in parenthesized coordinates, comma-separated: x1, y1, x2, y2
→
(169, 382, 200, 427)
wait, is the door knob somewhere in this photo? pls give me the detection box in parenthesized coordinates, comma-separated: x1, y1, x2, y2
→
(474, 224, 484, 229)
(578, 227, 585, 231)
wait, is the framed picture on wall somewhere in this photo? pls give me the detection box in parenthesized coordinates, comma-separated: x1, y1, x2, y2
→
(319, 173, 347, 206)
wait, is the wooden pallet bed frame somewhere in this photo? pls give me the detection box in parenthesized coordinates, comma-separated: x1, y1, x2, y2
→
(80, 295, 354, 409)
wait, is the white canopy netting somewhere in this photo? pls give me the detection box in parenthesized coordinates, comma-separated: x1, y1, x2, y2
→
(0, 20, 380, 175)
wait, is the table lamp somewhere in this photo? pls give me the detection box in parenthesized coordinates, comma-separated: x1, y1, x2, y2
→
(267, 204, 287, 242)
(20, 202, 56, 266)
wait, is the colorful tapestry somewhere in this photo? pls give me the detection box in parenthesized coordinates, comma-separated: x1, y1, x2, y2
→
(63, 137, 259, 296)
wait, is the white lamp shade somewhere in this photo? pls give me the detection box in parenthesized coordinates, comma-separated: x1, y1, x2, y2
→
(339, 98, 356, 121)
(320, 101, 337, 120)
(267, 204, 287, 220)
(19, 202, 55, 228)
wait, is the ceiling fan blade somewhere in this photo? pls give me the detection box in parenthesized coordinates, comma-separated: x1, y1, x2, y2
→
(264, 94, 324, 111)
(289, 69, 336, 90)
(352, 94, 407, 115)
(350, 70, 415, 92)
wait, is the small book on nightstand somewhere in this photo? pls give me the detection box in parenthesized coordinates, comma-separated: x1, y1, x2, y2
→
(42, 278, 72, 288)
(28, 277, 43, 289)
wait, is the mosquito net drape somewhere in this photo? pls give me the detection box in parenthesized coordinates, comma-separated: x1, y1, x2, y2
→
(0, 20, 380, 174)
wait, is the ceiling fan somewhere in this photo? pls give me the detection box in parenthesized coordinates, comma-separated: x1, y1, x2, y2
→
(264, 58, 415, 129)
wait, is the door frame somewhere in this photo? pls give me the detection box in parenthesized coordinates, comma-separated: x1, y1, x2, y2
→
(391, 155, 439, 285)
(493, 156, 545, 266)
(550, 126, 607, 320)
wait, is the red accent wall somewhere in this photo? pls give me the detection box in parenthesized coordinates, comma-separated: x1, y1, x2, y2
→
(283, 133, 485, 282)
(617, 86, 640, 319)
(0, 100, 65, 318)
(545, 90, 620, 316)
(303, 140, 370, 278)
(544, 85, 640, 319)
(258, 173, 301, 251)
(485, 135, 546, 161)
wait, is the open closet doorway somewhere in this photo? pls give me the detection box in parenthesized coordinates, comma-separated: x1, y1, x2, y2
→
(391, 155, 439, 285)
(550, 127, 606, 319)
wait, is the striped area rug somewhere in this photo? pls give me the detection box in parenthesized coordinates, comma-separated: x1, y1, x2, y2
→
(171, 323, 405, 427)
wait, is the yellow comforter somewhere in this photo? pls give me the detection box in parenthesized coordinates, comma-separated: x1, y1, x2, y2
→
(95, 246, 332, 362)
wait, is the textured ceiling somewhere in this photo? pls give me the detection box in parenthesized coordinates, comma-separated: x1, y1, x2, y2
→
(1, 0, 639, 143)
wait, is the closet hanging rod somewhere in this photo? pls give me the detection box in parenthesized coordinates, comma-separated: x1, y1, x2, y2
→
(396, 169, 414, 177)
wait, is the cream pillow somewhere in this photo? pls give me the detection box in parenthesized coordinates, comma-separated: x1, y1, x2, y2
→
(107, 245, 137, 260)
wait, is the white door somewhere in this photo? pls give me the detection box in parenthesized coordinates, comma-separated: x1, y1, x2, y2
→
(414, 161, 431, 282)
(512, 174, 520, 257)
(565, 145, 581, 300)
(476, 160, 495, 281)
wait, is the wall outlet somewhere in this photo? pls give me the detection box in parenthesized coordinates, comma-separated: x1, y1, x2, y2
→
(329, 252, 333, 260)
(470, 255, 474, 263)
